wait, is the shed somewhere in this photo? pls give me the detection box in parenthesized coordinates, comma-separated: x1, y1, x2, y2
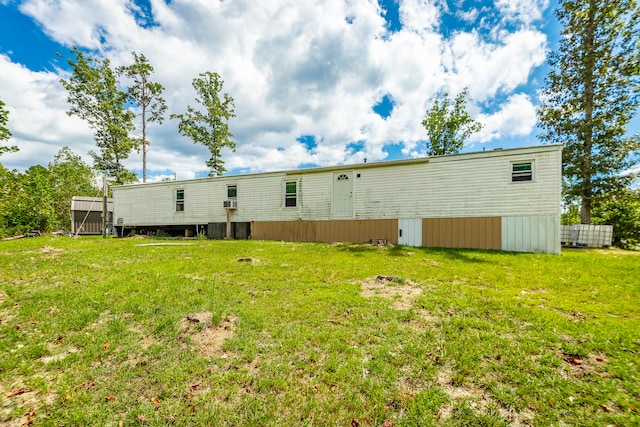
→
(71, 196, 113, 235)
(112, 144, 562, 254)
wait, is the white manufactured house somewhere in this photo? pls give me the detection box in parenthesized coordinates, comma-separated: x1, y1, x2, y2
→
(112, 144, 562, 254)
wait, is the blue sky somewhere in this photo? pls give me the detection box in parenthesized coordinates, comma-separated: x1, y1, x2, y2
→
(0, 0, 636, 180)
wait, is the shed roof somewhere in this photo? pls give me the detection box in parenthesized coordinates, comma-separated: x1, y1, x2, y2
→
(71, 197, 114, 212)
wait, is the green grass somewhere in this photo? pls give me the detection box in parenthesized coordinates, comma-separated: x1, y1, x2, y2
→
(1, 237, 639, 426)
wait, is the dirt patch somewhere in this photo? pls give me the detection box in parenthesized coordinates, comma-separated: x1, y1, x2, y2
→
(40, 246, 64, 256)
(436, 365, 534, 425)
(40, 346, 81, 364)
(178, 312, 237, 358)
(1, 381, 56, 426)
(562, 353, 609, 378)
(361, 276, 422, 310)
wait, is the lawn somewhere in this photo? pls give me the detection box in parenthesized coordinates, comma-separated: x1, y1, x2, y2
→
(1, 236, 638, 426)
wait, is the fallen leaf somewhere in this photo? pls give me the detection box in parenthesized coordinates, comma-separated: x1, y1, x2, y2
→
(190, 382, 201, 390)
(105, 396, 116, 401)
(565, 356, 583, 366)
(6, 387, 28, 397)
(103, 343, 110, 351)
(22, 411, 35, 426)
(151, 397, 160, 404)
(351, 420, 360, 427)
(600, 404, 613, 413)
(86, 382, 96, 389)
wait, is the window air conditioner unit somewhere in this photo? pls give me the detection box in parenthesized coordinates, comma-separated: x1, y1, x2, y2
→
(223, 200, 237, 209)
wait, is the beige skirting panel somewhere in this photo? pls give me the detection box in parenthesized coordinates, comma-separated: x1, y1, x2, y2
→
(422, 217, 502, 250)
(251, 219, 399, 244)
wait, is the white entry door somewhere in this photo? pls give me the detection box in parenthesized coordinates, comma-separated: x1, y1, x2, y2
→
(332, 171, 353, 218)
(398, 218, 422, 247)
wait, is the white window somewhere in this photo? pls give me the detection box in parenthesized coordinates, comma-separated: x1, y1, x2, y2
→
(176, 189, 185, 211)
(227, 185, 237, 199)
(285, 181, 297, 207)
(512, 162, 533, 182)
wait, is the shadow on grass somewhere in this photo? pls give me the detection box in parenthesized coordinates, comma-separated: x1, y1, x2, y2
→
(413, 246, 508, 264)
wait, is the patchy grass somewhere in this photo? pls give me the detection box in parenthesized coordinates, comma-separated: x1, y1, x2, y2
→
(1, 237, 639, 426)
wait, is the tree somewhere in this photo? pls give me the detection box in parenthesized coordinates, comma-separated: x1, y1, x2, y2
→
(0, 97, 18, 156)
(49, 147, 97, 230)
(60, 47, 138, 185)
(171, 71, 236, 175)
(592, 189, 640, 249)
(537, 0, 640, 224)
(117, 52, 167, 183)
(421, 87, 483, 156)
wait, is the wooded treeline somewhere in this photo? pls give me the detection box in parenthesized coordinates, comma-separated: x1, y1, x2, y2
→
(0, 147, 97, 238)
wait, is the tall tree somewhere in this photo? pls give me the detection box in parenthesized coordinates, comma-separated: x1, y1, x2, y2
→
(171, 71, 236, 175)
(421, 87, 483, 156)
(537, 0, 640, 224)
(60, 47, 137, 185)
(0, 97, 18, 156)
(117, 52, 167, 183)
(48, 146, 97, 230)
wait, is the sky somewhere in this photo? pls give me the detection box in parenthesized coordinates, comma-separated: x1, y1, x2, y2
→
(0, 0, 636, 181)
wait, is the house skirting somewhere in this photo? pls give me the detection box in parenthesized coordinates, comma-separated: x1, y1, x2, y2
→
(250, 215, 560, 254)
(251, 219, 399, 244)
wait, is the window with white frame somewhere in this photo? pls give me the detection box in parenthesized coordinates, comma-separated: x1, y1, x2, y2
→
(511, 162, 533, 182)
(176, 189, 185, 211)
(285, 181, 297, 207)
(227, 185, 237, 199)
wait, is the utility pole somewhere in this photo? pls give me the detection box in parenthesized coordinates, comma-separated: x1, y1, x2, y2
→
(102, 176, 108, 238)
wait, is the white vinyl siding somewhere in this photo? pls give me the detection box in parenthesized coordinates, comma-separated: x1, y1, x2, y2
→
(113, 145, 561, 231)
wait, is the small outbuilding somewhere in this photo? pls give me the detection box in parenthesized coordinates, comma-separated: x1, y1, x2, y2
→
(112, 144, 562, 254)
(71, 196, 113, 235)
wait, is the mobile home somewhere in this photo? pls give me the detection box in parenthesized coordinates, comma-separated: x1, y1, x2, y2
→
(112, 144, 562, 254)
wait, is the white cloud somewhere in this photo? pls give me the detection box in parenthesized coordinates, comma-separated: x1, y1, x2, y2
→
(495, 0, 550, 25)
(0, 54, 94, 168)
(473, 93, 538, 143)
(1, 0, 553, 180)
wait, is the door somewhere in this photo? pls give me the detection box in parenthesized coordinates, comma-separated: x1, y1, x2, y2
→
(398, 218, 422, 247)
(332, 171, 353, 218)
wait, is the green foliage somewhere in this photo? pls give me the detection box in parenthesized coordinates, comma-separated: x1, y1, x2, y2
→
(117, 52, 167, 183)
(537, 0, 640, 223)
(561, 203, 581, 225)
(1, 165, 54, 234)
(592, 190, 640, 249)
(421, 88, 483, 156)
(60, 47, 137, 185)
(0, 147, 97, 237)
(48, 147, 98, 230)
(171, 71, 236, 175)
(0, 97, 18, 155)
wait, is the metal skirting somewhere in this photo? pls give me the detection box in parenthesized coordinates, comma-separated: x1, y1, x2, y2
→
(251, 219, 398, 244)
(422, 217, 502, 250)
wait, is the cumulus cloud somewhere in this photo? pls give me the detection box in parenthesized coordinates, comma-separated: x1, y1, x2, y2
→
(1, 0, 551, 180)
(495, 0, 550, 25)
(473, 93, 538, 143)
